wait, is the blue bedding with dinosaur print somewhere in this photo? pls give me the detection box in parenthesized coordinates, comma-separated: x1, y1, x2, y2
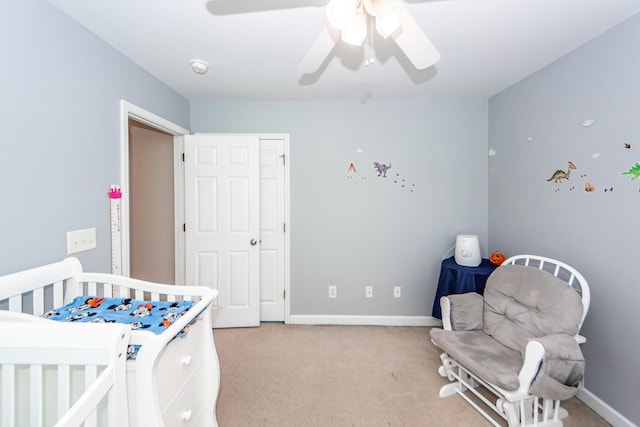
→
(43, 296, 196, 359)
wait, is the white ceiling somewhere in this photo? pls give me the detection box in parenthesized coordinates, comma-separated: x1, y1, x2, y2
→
(48, 0, 640, 102)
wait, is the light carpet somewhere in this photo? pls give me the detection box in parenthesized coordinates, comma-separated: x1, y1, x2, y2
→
(212, 323, 609, 427)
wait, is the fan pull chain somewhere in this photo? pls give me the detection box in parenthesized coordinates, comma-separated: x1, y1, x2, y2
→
(365, 14, 375, 67)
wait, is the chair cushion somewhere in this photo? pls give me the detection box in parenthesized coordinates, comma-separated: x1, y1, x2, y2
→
(430, 328, 522, 390)
(482, 265, 583, 352)
(448, 292, 484, 331)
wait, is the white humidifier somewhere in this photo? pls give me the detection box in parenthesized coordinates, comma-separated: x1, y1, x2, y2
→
(455, 235, 481, 267)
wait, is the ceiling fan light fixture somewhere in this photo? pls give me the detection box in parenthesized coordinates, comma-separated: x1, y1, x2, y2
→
(326, 0, 358, 30)
(363, 0, 394, 16)
(340, 7, 367, 46)
(190, 59, 209, 75)
(376, 8, 402, 38)
(300, 0, 440, 74)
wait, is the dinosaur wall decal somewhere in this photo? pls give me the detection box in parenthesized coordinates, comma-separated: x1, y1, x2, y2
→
(546, 161, 576, 183)
(373, 162, 391, 177)
(621, 162, 640, 180)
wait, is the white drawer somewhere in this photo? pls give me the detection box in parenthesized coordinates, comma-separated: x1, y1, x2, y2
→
(156, 321, 207, 408)
(162, 366, 207, 427)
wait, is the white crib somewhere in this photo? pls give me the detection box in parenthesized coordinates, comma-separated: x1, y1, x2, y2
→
(0, 257, 220, 427)
(0, 311, 131, 427)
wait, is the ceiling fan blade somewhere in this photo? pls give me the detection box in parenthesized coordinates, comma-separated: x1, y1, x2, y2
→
(206, 0, 327, 15)
(298, 25, 338, 74)
(392, 1, 440, 69)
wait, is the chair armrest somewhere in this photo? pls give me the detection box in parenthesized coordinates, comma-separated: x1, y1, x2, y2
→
(517, 340, 546, 394)
(519, 334, 585, 401)
(441, 292, 484, 331)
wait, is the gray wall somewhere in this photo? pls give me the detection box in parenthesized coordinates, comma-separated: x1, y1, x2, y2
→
(191, 100, 488, 317)
(489, 14, 640, 424)
(0, 0, 190, 274)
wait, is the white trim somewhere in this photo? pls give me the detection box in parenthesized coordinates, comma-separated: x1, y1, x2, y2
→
(122, 101, 189, 135)
(173, 135, 186, 285)
(289, 315, 441, 327)
(577, 388, 636, 427)
(120, 100, 189, 281)
(281, 135, 291, 325)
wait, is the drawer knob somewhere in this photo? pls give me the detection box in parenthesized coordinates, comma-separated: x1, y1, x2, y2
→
(182, 409, 193, 421)
(181, 355, 192, 366)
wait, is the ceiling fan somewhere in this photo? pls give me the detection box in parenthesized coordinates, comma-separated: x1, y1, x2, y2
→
(299, 0, 440, 74)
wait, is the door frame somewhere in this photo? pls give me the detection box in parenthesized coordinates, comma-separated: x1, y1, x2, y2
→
(120, 100, 188, 284)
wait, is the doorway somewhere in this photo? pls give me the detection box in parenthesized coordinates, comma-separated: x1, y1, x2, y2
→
(120, 101, 188, 284)
(128, 120, 175, 284)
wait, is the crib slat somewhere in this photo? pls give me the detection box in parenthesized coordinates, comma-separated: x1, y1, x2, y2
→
(53, 280, 64, 308)
(87, 282, 98, 296)
(33, 287, 45, 316)
(84, 365, 99, 427)
(30, 365, 44, 427)
(2, 364, 17, 427)
(57, 365, 71, 422)
(8, 295, 22, 313)
(134, 289, 144, 300)
(118, 286, 128, 299)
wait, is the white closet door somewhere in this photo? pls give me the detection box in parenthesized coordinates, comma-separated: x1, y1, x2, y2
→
(259, 138, 286, 321)
(185, 134, 260, 328)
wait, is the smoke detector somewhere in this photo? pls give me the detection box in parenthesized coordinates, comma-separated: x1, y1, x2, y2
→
(190, 59, 209, 75)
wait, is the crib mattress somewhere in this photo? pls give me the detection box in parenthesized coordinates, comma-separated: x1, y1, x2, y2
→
(44, 296, 194, 332)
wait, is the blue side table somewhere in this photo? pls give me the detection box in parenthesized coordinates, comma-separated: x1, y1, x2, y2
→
(431, 256, 498, 319)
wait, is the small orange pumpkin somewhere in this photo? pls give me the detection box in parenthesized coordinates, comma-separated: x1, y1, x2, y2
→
(489, 251, 506, 266)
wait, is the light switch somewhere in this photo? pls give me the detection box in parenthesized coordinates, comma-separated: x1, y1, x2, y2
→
(67, 227, 97, 254)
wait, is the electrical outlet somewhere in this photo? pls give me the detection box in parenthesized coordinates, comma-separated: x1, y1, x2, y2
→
(365, 286, 373, 298)
(393, 286, 401, 298)
(67, 227, 97, 254)
(328, 285, 337, 299)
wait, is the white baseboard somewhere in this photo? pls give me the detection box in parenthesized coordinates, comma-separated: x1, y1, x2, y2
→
(577, 388, 637, 427)
(288, 315, 442, 327)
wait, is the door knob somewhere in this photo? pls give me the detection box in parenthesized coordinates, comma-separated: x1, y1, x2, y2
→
(250, 239, 258, 246)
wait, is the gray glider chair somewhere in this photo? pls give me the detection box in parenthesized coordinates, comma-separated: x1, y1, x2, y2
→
(430, 255, 590, 427)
